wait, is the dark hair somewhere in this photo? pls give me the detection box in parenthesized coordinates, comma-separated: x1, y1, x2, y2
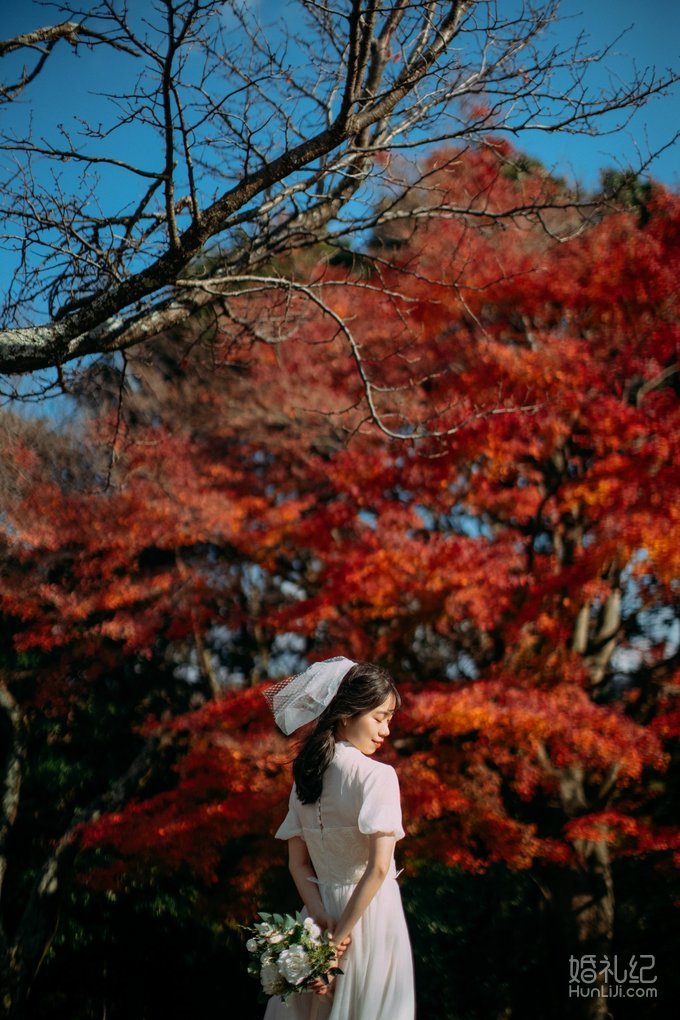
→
(292, 661, 400, 804)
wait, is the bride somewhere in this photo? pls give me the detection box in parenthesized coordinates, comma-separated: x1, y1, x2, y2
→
(262, 657, 415, 1019)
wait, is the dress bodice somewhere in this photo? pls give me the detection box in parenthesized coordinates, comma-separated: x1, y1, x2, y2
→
(275, 740, 405, 886)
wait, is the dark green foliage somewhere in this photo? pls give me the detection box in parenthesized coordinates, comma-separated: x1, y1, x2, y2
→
(401, 862, 549, 1020)
(600, 168, 655, 225)
(27, 872, 259, 1020)
(400, 857, 680, 1020)
(607, 856, 680, 1019)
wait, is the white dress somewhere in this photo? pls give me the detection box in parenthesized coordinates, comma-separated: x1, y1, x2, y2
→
(263, 740, 415, 1020)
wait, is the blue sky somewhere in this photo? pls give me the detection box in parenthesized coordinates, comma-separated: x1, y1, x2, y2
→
(517, 0, 679, 188)
(1, 0, 678, 191)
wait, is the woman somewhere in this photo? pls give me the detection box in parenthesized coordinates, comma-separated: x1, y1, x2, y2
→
(262, 657, 415, 1020)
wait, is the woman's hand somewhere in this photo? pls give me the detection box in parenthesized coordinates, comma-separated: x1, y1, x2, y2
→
(310, 975, 335, 997)
(311, 910, 351, 957)
(309, 928, 352, 996)
(330, 932, 352, 959)
(313, 910, 336, 936)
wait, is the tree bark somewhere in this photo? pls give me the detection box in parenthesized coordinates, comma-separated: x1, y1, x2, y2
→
(539, 840, 615, 1020)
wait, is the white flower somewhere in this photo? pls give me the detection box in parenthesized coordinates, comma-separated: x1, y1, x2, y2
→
(261, 961, 286, 996)
(278, 944, 312, 986)
(303, 917, 322, 941)
(246, 938, 259, 953)
(267, 932, 285, 944)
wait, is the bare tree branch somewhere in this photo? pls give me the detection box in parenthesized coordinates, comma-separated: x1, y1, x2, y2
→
(0, 19, 138, 102)
(173, 272, 540, 438)
(0, 1, 676, 376)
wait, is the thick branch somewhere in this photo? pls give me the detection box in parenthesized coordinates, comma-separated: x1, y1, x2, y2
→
(0, 1, 677, 377)
(0, 681, 26, 961)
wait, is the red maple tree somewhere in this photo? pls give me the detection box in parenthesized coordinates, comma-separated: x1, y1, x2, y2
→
(1, 143, 678, 1014)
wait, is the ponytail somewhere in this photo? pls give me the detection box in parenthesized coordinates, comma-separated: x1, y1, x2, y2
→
(293, 725, 336, 804)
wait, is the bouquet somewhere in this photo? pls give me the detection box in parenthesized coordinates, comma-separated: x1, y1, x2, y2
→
(244, 911, 342, 1002)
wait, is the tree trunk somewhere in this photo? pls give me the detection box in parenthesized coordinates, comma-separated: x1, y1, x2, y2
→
(538, 839, 615, 1020)
(1, 850, 69, 1019)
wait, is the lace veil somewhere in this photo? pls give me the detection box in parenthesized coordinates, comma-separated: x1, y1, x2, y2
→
(262, 656, 356, 734)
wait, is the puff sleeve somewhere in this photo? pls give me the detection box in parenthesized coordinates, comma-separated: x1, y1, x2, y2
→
(357, 764, 405, 840)
(274, 785, 303, 841)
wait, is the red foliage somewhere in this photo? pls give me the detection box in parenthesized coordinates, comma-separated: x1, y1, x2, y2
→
(74, 684, 293, 903)
(2, 142, 678, 906)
